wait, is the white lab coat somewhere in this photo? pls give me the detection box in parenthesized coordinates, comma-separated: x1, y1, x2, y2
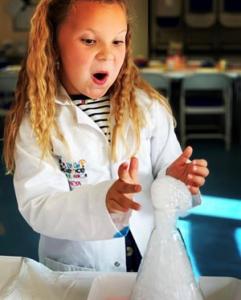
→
(14, 86, 200, 272)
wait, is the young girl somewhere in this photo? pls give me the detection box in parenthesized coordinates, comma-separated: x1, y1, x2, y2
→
(3, 0, 209, 272)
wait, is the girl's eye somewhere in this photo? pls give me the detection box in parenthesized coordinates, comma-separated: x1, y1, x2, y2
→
(81, 38, 96, 45)
(113, 40, 125, 45)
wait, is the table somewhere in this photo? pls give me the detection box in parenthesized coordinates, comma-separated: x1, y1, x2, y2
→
(141, 67, 241, 79)
(0, 256, 240, 300)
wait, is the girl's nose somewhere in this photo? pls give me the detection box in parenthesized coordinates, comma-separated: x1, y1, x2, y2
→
(96, 45, 114, 61)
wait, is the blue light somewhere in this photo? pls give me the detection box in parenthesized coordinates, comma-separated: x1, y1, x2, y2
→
(177, 220, 201, 279)
(235, 229, 241, 258)
(177, 194, 241, 277)
(188, 195, 241, 220)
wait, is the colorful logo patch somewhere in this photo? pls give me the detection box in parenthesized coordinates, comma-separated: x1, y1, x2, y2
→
(58, 157, 88, 190)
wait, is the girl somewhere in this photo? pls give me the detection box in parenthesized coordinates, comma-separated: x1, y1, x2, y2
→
(3, 0, 209, 272)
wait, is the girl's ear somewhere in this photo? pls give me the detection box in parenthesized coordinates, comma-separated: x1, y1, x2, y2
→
(53, 51, 59, 61)
(55, 60, 60, 71)
(53, 47, 60, 62)
(52, 48, 61, 70)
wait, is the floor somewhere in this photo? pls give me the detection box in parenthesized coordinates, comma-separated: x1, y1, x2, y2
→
(0, 139, 241, 279)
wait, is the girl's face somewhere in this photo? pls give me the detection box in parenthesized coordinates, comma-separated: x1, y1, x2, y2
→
(57, 1, 127, 99)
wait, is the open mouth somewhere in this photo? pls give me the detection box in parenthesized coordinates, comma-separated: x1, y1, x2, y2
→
(94, 73, 107, 80)
(92, 72, 109, 84)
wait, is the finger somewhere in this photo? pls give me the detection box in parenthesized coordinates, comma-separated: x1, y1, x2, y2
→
(190, 165, 209, 177)
(188, 185, 200, 195)
(129, 156, 139, 182)
(192, 159, 208, 168)
(117, 194, 141, 211)
(107, 199, 129, 213)
(117, 180, 142, 194)
(118, 162, 129, 181)
(173, 146, 193, 166)
(129, 200, 141, 211)
(177, 162, 193, 184)
(187, 174, 205, 187)
(182, 146, 193, 163)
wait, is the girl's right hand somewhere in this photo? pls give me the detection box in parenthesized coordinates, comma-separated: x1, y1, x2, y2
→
(106, 157, 142, 213)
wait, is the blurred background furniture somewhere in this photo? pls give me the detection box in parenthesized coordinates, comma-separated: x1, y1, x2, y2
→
(140, 72, 171, 100)
(149, 0, 241, 57)
(218, 0, 241, 52)
(150, 0, 182, 53)
(156, 0, 182, 27)
(184, 0, 217, 52)
(180, 73, 232, 150)
(219, 0, 241, 28)
(0, 70, 18, 140)
(184, 0, 217, 28)
(6, 0, 36, 31)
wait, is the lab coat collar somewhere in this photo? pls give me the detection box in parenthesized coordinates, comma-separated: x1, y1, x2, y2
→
(55, 84, 72, 106)
(54, 83, 134, 152)
(55, 83, 107, 135)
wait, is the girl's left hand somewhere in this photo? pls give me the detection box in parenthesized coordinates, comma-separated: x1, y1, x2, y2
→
(166, 146, 209, 195)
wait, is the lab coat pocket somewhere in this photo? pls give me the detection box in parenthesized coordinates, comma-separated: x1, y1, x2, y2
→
(43, 257, 95, 272)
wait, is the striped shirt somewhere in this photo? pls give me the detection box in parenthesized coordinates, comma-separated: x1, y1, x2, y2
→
(71, 95, 111, 143)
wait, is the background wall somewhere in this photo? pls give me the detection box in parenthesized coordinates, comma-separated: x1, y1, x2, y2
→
(0, 0, 28, 45)
(0, 0, 149, 59)
(130, 0, 149, 58)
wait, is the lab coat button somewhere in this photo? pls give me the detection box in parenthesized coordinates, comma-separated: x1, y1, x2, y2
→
(114, 261, 120, 267)
(126, 246, 134, 257)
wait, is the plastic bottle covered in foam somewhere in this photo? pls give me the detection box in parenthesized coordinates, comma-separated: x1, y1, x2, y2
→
(130, 176, 204, 300)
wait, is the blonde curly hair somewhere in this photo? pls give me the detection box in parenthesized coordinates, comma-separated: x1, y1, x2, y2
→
(4, 0, 172, 173)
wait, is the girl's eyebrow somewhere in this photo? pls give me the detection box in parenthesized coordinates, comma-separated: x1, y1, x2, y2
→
(82, 28, 127, 34)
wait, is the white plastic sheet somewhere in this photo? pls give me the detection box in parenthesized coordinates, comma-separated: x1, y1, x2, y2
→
(0, 256, 241, 299)
(200, 277, 241, 300)
(0, 256, 95, 300)
(87, 273, 135, 300)
(88, 274, 241, 300)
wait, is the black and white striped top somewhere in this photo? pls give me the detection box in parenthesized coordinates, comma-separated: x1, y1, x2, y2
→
(71, 94, 111, 143)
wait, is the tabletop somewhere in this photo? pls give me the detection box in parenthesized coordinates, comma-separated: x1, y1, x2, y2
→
(0, 256, 240, 300)
(141, 67, 241, 79)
